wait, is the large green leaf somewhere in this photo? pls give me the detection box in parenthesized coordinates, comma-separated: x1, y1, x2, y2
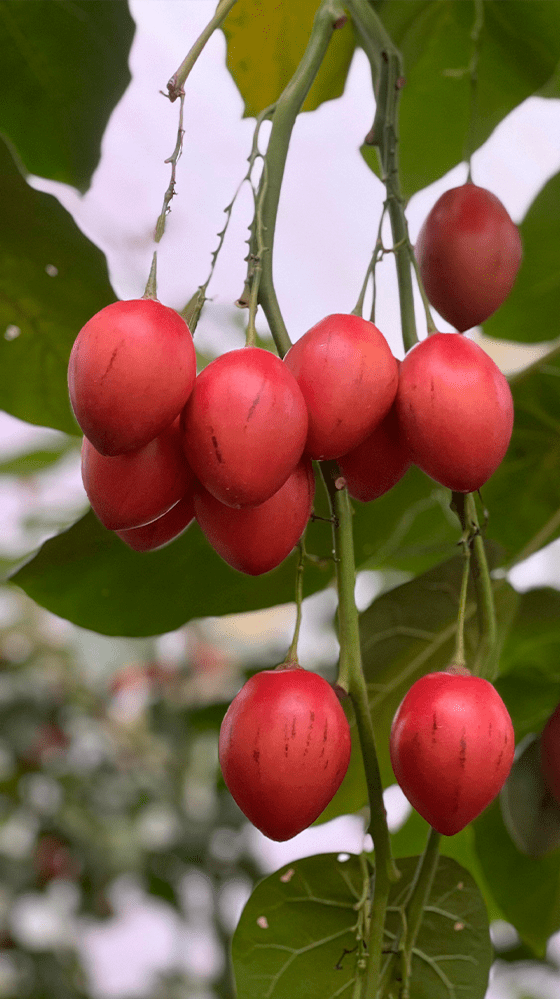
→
(484, 171, 560, 343)
(473, 797, 560, 956)
(232, 853, 491, 999)
(10, 512, 332, 638)
(223, 0, 355, 117)
(0, 1, 134, 191)
(482, 344, 560, 560)
(362, 1, 560, 197)
(0, 138, 115, 435)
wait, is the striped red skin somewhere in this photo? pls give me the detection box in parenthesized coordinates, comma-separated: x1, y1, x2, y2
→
(68, 299, 196, 455)
(390, 672, 515, 836)
(116, 492, 195, 551)
(181, 347, 308, 509)
(338, 404, 411, 502)
(194, 458, 314, 575)
(82, 421, 193, 531)
(219, 665, 352, 841)
(284, 314, 398, 460)
(396, 332, 513, 493)
(416, 184, 522, 332)
(541, 703, 560, 803)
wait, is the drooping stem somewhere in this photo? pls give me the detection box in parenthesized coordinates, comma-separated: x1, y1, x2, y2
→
(285, 540, 306, 664)
(143, 252, 158, 300)
(451, 492, 497, 678)
(155, 91, 185, 242)
(453, 531, 472, 668)
(347, 0, 418, 352)
(465, 0, 485, 178)
(256, 0, 347, 357)
(401, 827, 441, 989)
(166, 0, 239, 102)
(320, 461, 399, 997)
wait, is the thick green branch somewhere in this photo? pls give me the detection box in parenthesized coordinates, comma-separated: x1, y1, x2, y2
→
(257, 0, 346, 357)
(166, 0, 239, 100)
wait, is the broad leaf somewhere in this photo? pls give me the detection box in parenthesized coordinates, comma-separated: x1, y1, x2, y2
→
(0, 138, 116, 435)
(0, 443, 77, 477)
(223, 0, 355, 118)
(473, 797, 560, 956)
(363, 1, 560, 196)
(385, 855, 492, 999)
(484, 171, 560, 343)
(10, 512, 331, 638)
(0, 0, 134, 190)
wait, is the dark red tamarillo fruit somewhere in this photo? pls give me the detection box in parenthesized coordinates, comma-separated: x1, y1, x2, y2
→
(337, 404, 411, 502)
(283, 313, 398, 459)
(396, 332, 513, 493)
(182, 346, 308, 508)
(82, 420, 193, 531)
(541, 703, 560, 804)
(219, 664, 352, 841)
(68, 299, 196, 455)
(116, 492, 195, 552)
(415, 183, 522, 332)
(194, 458, 314, 575)
(390, 671, 515, 835)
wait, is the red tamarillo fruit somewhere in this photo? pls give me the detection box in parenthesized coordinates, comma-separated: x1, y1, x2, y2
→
(390, 670, 515, 835)
(338, 404, 411, 501)
(68, 299, 196, 455)
(116, 492, 195, 552)
(219, 664, 351, 840)
(415, 184, 522, 332)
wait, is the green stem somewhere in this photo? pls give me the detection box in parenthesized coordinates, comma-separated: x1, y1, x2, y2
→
(142, 252, 158, 300)
(166, 0, 239, 101)
(257, 0, 346, 357)
(321, 462, 399, 998)
(453, 532, 471, 668)
(347, 0, 418, 352)
(452, 492, 497, 678)
(401, 827, 441, 987)
(286, 540, 306, 663)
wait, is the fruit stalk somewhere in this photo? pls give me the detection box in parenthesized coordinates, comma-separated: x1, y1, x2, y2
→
(255, 0, 347, 357)
(452, 492, 497, 677)
(321, 462, 399, 997)
(401, 826, 441, 989)
(347, 0, 418, 350)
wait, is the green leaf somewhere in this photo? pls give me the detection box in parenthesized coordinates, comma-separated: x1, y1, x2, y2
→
(223, 0, 355, 117)
(473, 797, 560, 956)
(0, 137, 116, 435)
(482, 345, 560, 560)
(484, 171, 560, 343)
(385, 855, 492, 999)
(359, 551, 518, 786)
(0, 443, 77, 476)
(10, 511, 332, 638)
(364, 1, 560, 197)
(233, 854, 369, 998)
(0, 0, 134, 191)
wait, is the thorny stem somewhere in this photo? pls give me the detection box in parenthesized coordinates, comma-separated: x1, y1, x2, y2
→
(166, 0, 239, 102)
(321, 462, 399, 999)
(285, 540, 306, 664)
(155, 91, 185, 242)
(347, 0, 418, 352)
(244, 159, 269, 347)
(142, 252, 158, 300)
(256, 0, 347, 357)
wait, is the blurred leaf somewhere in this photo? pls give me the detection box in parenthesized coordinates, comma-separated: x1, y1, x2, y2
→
(384, 855, 492, 999)
(359, 551, 518, 786)
(484, 172, 560, 343)
(482, 345, 560, 559)
(223, 0, 355, 117)
(473, 796, 560, 956)
(363, 1, 560, 197)
(500, 734, 560, 858)
(0, 443, 76, 476)
(0, 138, 116, 435)
(10, 512, 331, 638)
(0, 0, 134, 191)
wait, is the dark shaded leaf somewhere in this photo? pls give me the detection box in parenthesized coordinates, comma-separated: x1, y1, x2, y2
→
(0, 0, 134, 191)
(0, 138, 116, 435)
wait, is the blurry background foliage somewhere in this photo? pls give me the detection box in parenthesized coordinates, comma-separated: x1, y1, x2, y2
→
(1, 1, 560, 997)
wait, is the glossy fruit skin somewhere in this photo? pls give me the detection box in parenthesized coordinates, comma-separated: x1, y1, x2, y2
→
(68, 299, 196, 455)
(284, 314, 398, 459)
(194, 458, 314, 575)
(541, 703, 560, 803)
(396, 332, 513, 492)
(82, 421, 193, 531)
(390, 671, 515, 836)
(116, 491, 195, 551)
(219, 664, 352, 841)
(338, 404, 411, 502)
(182, 346, 308, 508)
(416, 184, 522, 332)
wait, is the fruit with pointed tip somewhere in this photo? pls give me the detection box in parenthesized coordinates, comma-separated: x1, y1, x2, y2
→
(390, 670, 515, 835)
(219, 664, 351, 841)
(338, 404, 411, 501)
(116, 491, 195, 551)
